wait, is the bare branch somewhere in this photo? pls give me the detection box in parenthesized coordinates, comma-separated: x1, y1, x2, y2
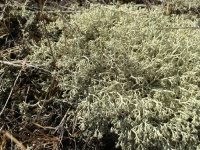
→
(0, 60, 51, 73)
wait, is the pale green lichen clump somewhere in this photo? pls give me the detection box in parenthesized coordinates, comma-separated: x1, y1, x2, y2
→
(46, 4, 200, 149)
(6, 1, 200, 149)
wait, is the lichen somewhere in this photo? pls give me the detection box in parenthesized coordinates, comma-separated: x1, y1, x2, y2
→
(1, 1, 200, 149)
(52, 4, 200, 149)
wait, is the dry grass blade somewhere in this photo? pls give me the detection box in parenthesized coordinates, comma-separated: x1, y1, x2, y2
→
(33, 122, 56, 130)
(166, 1, 170, 15)
(0, 33, 8, 39)
(2, 131, 26, 150)
(0, 133, 7, 150)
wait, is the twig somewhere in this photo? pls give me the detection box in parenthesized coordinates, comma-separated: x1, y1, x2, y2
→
(0, 58, 27, 117)
(41, 10, 82, 13)
(101, 5, 148, 16)
(72, 108, 84, 134)
(54, 109, 69, 134)
(0, 60, 51, 73)
(156, 26, 200, 30)
(24, 86, 30, 103)
(3, 131, 26, 150)
(143, 0, 151, 14)
(53, 109, 70, 149)
(33, 122, 56, 130)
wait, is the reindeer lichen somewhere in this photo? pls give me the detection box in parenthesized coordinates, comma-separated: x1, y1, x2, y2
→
(51, 4, 200, 149)
(1, 1, 200, 149)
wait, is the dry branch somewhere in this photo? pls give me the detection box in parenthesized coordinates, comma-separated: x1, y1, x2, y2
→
(0, 60, 51, 73)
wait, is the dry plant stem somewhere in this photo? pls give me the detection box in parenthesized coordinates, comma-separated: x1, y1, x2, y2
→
(33, 122, 56, 130)
(166, 1, 170, 15)
(2, 131, 26, 150)
(42, 21, 57, 65)
(39, 0, 57, 65)
(0, 133, 6, 150)
(0, 60, 51, 73)
(36, 77, 56, 122)
(59, 27, 79, 60)
(48, 77, 56, 98)
(0, 129, 60, 150)
(0, 33, 8, 39)
(14, 119, 35, 137)
(54, 109, 70, 149)
(24, 86, 30, 102)
(36, 93, 47, 122)
(41, 21, 56, 65)
(40, 11, 82, 13)
(157, 26, 200, 30)
(0, 57, 27, 117)
(39, 0, 47, 18)
(101, 5, 148, 16)
(0, 130, 59, 142)
(54, 109, 69, 133)
(8, 6, 11, 32)
(143, 0, 151, 14)
(59, 8, 67, 56)
(72, 108, 84, 134)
